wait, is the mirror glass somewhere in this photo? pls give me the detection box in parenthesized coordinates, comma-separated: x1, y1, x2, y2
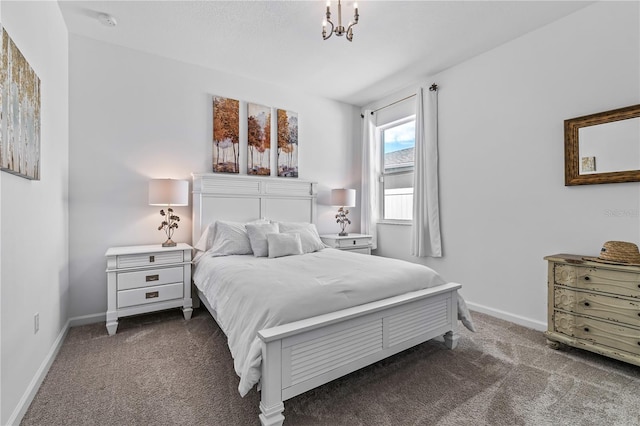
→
(565, 104, 640, 186)
(578, 117, 640, 174)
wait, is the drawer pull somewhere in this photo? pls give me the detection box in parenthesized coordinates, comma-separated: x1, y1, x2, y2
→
(584, 276, 590, 281)
(353, 240, 356, 245)
(584, 327, 590, 332)
(584, 302, 590, 307)
(145, 291, 159, 299)
(149, 255, 155, 263)
(146, 274, 160, 282)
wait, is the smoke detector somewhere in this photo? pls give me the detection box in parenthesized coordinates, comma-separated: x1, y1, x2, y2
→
(98, 13, 117, 27)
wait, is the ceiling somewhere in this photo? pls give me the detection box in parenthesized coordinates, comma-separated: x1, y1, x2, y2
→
(57, 0, 593, 106)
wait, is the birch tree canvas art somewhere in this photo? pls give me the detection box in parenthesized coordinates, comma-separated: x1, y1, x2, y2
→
(247, 103, 270, 176)
(277, 109, 298, 177)
(213, 95, 240, 173)
(0, 26, 41, 180)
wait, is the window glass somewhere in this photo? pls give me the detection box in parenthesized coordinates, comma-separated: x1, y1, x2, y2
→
(381, 118, 415, 221)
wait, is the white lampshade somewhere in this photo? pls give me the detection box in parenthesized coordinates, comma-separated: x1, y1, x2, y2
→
(331, 188, 356, 207)
(148, 179, 189, 206)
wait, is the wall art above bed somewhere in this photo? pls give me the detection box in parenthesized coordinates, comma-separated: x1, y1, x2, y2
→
(247, 102, 271, 176)
(212, 95, 299, 178)
(277, 109, 298, 178)
(0, 25, 41, 180)
(212, 95, 240, 174)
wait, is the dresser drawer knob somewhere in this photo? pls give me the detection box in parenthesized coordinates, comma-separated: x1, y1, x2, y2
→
(584, 302, 590, 307)
(146, 274, 160, 282)
(584, 276, 590, 281)
(583, 327, 590, 332)
(149, 255, 155, 263)
(145, 291, 159, 299)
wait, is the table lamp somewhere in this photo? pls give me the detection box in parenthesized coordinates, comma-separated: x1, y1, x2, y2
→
(149, 179, 189, 247)
(331, 188, 356, 236)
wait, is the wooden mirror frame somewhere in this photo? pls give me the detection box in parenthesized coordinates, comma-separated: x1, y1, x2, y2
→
(565, 104, 640, 186)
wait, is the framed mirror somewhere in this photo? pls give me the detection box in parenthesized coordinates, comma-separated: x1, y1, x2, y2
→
(565, 104, 640, 186)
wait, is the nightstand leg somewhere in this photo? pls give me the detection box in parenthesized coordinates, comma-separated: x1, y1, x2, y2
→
(106, 310, 118, 335)
(182, 297, 193, 320)
(182, 307, 193, 320)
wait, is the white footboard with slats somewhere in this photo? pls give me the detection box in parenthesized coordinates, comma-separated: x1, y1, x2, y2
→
(257, 283, 460, 425)
(191, 173, 461, 426)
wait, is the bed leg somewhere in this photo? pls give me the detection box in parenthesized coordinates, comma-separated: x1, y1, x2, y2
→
(444, 330, 459, 349)
(259, 401, 285, 426)
(259, 339, 284, 425)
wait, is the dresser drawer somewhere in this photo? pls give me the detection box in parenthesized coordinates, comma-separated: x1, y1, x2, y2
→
(554, 264, 640, 298)
(554, 311, 640, 356)
(117, 266, 184, 291)
(116, 251, 184, 269)
(554, 287, 640, 325)
(118, 282, 184, 309)
(337, 237, 370, 249)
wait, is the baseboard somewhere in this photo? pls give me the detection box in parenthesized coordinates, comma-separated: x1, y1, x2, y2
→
(6, 318, 71, 426)
(466, 302, 546, 331)
(68, 312, 105, 327)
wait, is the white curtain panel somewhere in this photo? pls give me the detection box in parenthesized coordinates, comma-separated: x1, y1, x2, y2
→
(361, 110, 380, 249)
(411, 87, 442, 257)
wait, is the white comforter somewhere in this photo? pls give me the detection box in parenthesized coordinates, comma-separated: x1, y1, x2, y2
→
(193, 248, 474, 396)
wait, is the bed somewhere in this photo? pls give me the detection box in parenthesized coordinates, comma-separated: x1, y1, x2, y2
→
(191, 173, 473, 426)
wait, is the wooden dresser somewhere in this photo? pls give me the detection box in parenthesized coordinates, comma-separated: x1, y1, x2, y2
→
(545, 254, 640, 366)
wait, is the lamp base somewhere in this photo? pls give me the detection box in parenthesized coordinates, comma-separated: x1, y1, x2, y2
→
(162, 239, 177, 247)
(338, 232, 349, 236)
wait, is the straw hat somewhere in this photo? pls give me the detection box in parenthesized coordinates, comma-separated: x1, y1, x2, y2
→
(583, 241, 640, 266)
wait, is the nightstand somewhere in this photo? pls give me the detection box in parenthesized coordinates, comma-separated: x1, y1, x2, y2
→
(320, 234, 373, 255)
(105, 243, 193, 335)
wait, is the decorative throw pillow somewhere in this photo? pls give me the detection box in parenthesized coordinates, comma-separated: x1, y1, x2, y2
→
(246, 222, 279, 257)
(267, 233, 303, 258)
(278, 222, 325, 254)
(207, 220, 253, 256)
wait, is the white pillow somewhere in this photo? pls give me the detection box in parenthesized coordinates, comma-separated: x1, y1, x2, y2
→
(195, 219, 268, 253)
(246, 222, 279, 257)
(278, 222, 325, 254)
(208, 221, 253, 256)
(194, 222, 216, 252)
(267, 233, 303, 258)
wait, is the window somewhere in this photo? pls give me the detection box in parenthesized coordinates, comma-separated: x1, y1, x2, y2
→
(380, 117, 415, 221)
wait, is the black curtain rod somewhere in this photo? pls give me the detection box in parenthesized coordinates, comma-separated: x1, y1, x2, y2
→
(360, 83, 438, 118)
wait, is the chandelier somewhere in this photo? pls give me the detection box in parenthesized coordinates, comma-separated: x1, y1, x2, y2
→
(322, 0, 359, 42)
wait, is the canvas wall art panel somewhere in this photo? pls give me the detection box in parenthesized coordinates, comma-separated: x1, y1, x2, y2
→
(247, 103, 270, 176)
(213, 95, 240, 173)
(0, 26, 41, 180)
(277, 109, 298, 177)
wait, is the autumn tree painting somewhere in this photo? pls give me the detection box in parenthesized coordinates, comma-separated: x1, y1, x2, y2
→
(277, 109, 298, 177)
(213, 96, 240, 173)
(247, 103, 270, 176)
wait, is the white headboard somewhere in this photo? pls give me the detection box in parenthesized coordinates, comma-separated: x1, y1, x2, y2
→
(192, 173, 318, 243)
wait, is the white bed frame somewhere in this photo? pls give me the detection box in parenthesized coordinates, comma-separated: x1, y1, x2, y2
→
(192, 173, 460, 426)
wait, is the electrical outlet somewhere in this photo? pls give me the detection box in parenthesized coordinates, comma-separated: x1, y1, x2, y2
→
(34, 313, 39, 334)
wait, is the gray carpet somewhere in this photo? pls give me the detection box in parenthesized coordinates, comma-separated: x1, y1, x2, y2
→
(21, 309, 640, 426)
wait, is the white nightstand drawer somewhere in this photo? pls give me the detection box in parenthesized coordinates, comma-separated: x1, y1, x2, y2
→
(116, 251, 184, 269)
(117, 267, 184, 291)
(337, 237, 370, 249)
(345, 247, 372, 255)
(118, 282, 184, 309)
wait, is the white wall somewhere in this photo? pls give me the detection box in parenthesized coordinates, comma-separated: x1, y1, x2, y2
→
(68, 35, 360, 318)
(0, 1, 69, 424)
(369, 1, 640, 330)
